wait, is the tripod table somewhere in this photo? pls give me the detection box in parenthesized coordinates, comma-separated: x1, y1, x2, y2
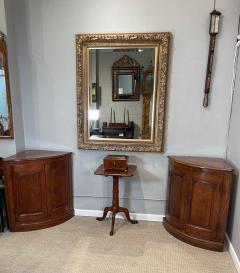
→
(94, 164, 138, 236)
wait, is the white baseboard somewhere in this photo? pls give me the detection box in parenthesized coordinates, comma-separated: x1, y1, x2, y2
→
(226, 234, 240, 273)
(74, 209, 164, 222)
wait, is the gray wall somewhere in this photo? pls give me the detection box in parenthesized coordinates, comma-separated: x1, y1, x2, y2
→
(227, 45, 240, 259)
(0, 0, 15, 157)
(0, 0, 25, 157)
(0, 0, 6, 33)
(4, 0, 25, 153)
(5, 0, 240, 216)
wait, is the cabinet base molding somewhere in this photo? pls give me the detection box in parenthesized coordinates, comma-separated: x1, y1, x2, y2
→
(10, 210, 74, 232)
(163, 219, 223, 252)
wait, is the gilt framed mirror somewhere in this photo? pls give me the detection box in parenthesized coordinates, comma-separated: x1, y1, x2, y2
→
(76, 32, 170, 152)
(0, 31, 13, 138)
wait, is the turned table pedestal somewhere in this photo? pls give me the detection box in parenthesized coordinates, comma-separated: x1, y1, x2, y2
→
(94, 164, 138, 236)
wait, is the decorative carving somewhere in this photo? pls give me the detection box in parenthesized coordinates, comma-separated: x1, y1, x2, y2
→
(76, 32, 171, 152)
(0, 31, 6, 41)
(142, 94, 152, 139)
(112, 55, 140, 68)
(141, 62, 154, 139)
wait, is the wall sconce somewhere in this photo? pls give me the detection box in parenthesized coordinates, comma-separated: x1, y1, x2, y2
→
(203, 6, 221, 107)
(209, 10, 221, 34)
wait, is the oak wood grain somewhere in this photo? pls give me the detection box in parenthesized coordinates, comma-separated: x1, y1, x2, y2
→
(3, 150, 73, 232)
(164, 156, 233, 252)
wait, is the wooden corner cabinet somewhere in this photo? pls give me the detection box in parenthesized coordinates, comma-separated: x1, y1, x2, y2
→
(3, 150, 74, 232)
(163, 156, 233, 252)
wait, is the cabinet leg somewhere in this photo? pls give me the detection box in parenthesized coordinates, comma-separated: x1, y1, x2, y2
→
(119, 207, 138, 224)
(2, 190, 8, 229)
(0, 192, 5, 232)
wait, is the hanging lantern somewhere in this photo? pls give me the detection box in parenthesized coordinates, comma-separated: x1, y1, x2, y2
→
(209, 10, 221, 35)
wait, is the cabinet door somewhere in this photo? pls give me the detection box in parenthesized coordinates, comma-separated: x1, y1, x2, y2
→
(184, 171, 223, 240)
(11, 162, 47, 223)
(166, 165, 187, 229)
(45, 157, 70, 217)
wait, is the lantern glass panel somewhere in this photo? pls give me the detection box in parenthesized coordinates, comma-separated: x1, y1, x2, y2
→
(210, 12, 220, 34)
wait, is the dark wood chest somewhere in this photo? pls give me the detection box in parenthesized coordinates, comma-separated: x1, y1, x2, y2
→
(103, 155, 128, 172)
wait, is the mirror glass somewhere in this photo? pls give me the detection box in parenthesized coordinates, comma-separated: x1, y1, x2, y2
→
(88, 48, 156, 140)
(118, 74, 132, 95)
(0, 33, 13, 138)
(0, 51, 10, 136)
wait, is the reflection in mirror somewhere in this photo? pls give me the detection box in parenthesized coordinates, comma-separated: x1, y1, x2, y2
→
(118, 74, 133, 95)
(112, 55, 140, 101)
(88, 48, 155, 140)
(0, 52, 8, 135)
(0, 32, 13, 138)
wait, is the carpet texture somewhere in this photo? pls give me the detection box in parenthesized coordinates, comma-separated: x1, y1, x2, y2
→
(0, 216, 236, 273)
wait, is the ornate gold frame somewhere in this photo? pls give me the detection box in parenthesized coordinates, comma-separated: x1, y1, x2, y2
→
(0, 31, 14, 139)
(76, 32, 171, 152)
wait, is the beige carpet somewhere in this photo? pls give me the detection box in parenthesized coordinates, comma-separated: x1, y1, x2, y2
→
(0, 216, 236, 273)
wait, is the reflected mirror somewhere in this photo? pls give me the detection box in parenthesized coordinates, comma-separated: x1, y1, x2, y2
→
(112, 54, 141, 101)
(118, 74, 132, 94)
(76, 33, 170, 152)
(0, 32, 13, 138)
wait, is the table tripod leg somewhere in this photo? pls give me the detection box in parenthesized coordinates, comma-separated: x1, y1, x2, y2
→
(109, 176, 119, 236)
(96, 206, 112, 221)
(119, 207, 138, 224)
(110, 212, 116, 236)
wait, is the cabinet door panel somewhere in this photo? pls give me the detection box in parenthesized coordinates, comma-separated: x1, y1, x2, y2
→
(189, 181, 214, 227)
(45, 158, 70, 217)
(12, 163, 47, 223)
(185, 172, 223, 240)
(166, 166, 187, 229)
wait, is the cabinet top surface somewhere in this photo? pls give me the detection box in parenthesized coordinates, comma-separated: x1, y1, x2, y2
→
(169, 156, 233, 172)
(4, 150, 71, 162)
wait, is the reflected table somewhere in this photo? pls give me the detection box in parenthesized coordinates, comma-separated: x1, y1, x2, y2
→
(94, 164, 138, 236)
